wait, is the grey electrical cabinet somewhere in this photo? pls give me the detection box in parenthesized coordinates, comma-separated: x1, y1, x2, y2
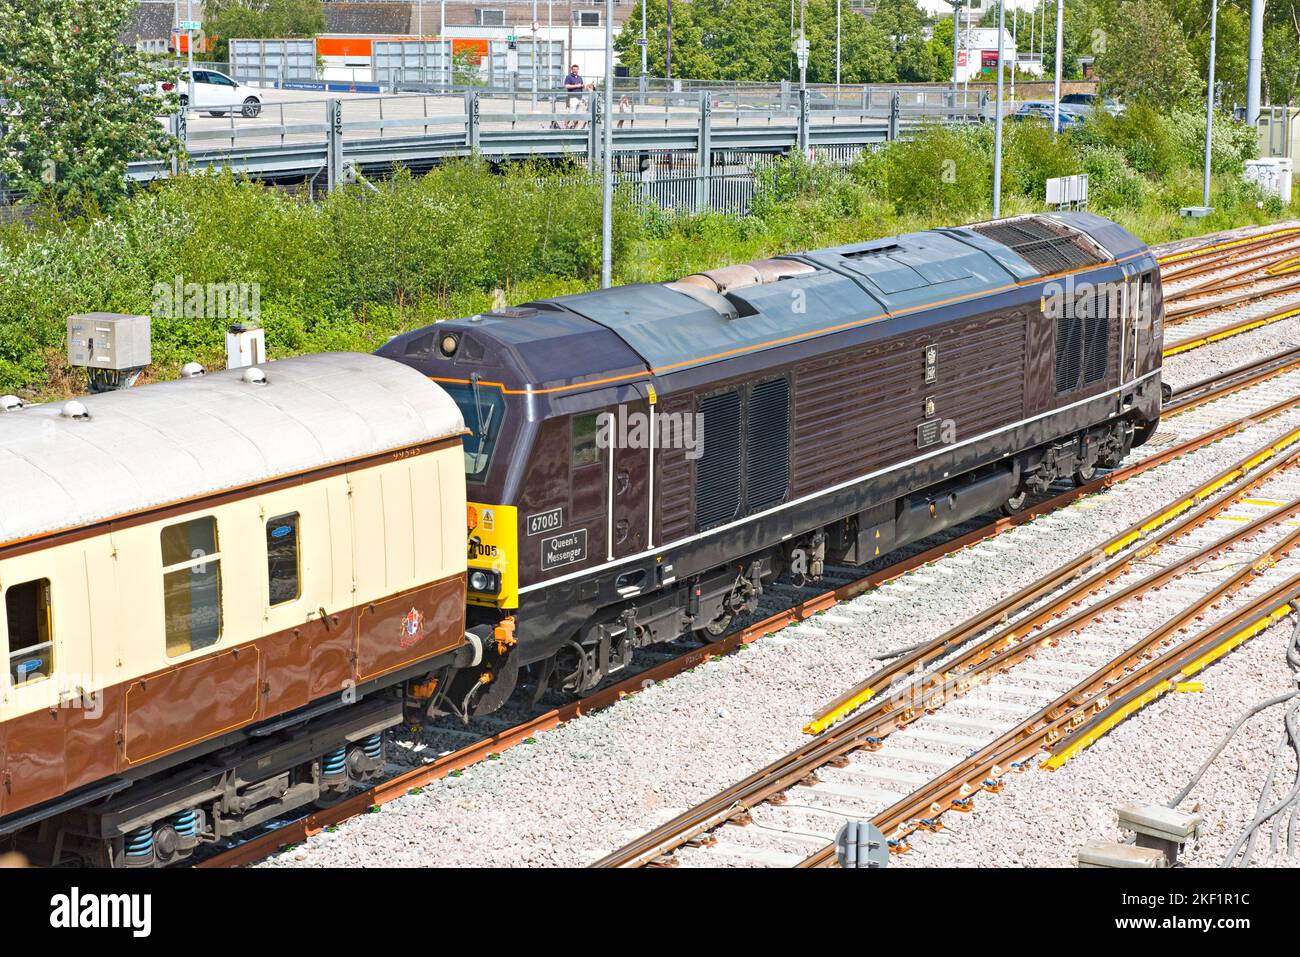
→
(67, 313, 152, 370)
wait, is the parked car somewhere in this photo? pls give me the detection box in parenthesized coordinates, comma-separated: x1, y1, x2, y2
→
(1012, 100, 1086, 129)
(1061, 92, 1124, 116)
(159, 69, 262, 118)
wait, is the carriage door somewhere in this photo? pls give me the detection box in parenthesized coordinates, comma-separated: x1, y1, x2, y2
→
(607, 384, 652, 561)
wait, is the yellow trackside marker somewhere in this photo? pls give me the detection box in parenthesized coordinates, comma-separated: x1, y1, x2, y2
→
(1156, 227, 1300, 265)
(803, 687, 875, 735)
(1176, 682, 1203, 693)
(1163, 305, 1300, 358)
(1041, 604, 1296, 770)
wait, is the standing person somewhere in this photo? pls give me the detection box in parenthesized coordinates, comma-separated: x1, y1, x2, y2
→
(563, 63, 585, 128)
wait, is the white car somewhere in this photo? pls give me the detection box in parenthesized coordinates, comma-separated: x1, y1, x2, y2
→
(161, 69, 262, 118)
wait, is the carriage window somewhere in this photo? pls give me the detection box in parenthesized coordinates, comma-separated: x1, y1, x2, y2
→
(161, 516, 223, 656)
(266, 513, 301, 606)
(4, 578, 53, 686)
(572, 413, 601, 468)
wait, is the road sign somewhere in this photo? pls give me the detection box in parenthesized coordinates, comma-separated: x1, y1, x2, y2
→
(834, 821, 889, 868)
(634, 38, 649, 45)
(180, 19, 201, 31)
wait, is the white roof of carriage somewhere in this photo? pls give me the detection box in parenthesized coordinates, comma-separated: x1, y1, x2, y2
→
(0, 352, 465, 547)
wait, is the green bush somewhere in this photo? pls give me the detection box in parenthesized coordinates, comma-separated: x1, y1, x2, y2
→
(0, 112, 1290, 399)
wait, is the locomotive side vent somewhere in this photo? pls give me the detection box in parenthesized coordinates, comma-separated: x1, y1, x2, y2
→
(971, 217, 1107, 276)
(746, 377, 790, 513)
(1054, 287, 1110, 393)
(695, 390, 742, 531)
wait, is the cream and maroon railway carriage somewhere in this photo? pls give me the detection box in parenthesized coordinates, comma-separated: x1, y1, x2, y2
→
(0, 353, 470, 866)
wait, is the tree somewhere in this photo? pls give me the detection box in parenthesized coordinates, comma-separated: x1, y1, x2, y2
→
(204, 0, 327, 63)
(613, 0, 719, 80)
(0, 0, 177, 208)
(1095, 0, 1199, 104)
(1264, 8, 1300, 104)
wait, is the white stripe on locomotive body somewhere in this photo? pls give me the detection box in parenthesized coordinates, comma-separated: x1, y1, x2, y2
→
(517, 367, 1161, 596)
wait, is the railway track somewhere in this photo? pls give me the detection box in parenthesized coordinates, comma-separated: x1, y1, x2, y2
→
(593, 428, 1300, 867)
(199, 347, 1300, 868)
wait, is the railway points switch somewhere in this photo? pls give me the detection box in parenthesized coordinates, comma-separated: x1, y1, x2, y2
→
(1117, 802, 1203, 866)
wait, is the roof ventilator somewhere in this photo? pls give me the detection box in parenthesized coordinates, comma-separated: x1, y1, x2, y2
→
(666, 257, 816, 320)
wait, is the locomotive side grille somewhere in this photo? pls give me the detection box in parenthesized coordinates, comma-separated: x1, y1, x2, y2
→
(695, 390, 742, 531)
(1055, 288, 1110, 393)
(746, 377, 790, 513)
(972, 217, 1107, 276)
(657, 393, 695, 542)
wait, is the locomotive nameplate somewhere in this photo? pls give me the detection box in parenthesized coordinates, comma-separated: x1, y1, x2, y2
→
(917, 420, 943, 449)
(541, 529, 587, 570)
(526, 507, 563, 536)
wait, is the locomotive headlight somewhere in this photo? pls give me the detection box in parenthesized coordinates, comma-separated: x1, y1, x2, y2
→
(468, 569, 501, 594)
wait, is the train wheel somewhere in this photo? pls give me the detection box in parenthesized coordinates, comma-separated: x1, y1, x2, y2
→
(693, 611, 734, 642)
(1072, 462, 1098, 486)
(999, 489, 1029, 516)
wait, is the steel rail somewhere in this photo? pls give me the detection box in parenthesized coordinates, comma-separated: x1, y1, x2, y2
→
(591, 429, 1300, 866)
(1156, 227, 1300, 272)
(1164, 346, 1300, 416)
(1163, 235, 1300, 285)
(799, 564, 1300, 866)
(1163, 301, 1300, 358)
(1165, 277, 1300, 324)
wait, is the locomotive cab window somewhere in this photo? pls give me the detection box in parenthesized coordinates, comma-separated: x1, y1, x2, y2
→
(572, 413, 601, 468)
(266, 513, 301, 606)
(4, 578, 53, 686)
(444, 383, 506, 483)
(161, 516, 223, 657)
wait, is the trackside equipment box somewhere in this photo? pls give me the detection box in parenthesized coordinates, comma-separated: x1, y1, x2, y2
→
(67, 313, 152, 370)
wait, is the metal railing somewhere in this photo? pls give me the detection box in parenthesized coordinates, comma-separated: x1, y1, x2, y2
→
(128, 86, 989, 212)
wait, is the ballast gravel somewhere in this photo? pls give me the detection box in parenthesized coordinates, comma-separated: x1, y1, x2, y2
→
(261, 385, 1300, 868)
(891, 615, 1300, 869)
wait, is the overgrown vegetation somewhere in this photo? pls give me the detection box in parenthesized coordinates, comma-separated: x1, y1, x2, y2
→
(0, 108, 1287, 398)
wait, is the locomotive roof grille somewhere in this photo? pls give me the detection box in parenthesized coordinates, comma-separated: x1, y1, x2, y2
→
(969, 216, 1109, 276)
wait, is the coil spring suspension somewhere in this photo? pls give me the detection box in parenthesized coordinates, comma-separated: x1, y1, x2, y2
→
(172, 809, 199, 839)
(124, 825, 154, 861)
(360, 733, 383, 761)
(321, 746, 347, 777)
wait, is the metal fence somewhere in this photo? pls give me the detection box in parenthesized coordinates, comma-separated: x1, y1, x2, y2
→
(228, 39, 316, 86)
(126, 86, 987, 213)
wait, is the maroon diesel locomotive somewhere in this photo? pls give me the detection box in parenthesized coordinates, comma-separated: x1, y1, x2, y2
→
(380, 213, 1163, 717)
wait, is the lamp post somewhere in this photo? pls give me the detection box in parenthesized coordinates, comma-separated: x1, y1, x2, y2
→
(950, 0, 962, 99)
(836, 0, 842, 89)
(1052, 0, 1063, 134)
(797, 0, 808, 92)
(641, 0, 648, 76)
(1201, 0, 1219, 210)
(993, 0, 1005, 217)
(601, 0, 614, 288)
(1246, 0, 1263, 126)
(666, 0, 673, 80)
